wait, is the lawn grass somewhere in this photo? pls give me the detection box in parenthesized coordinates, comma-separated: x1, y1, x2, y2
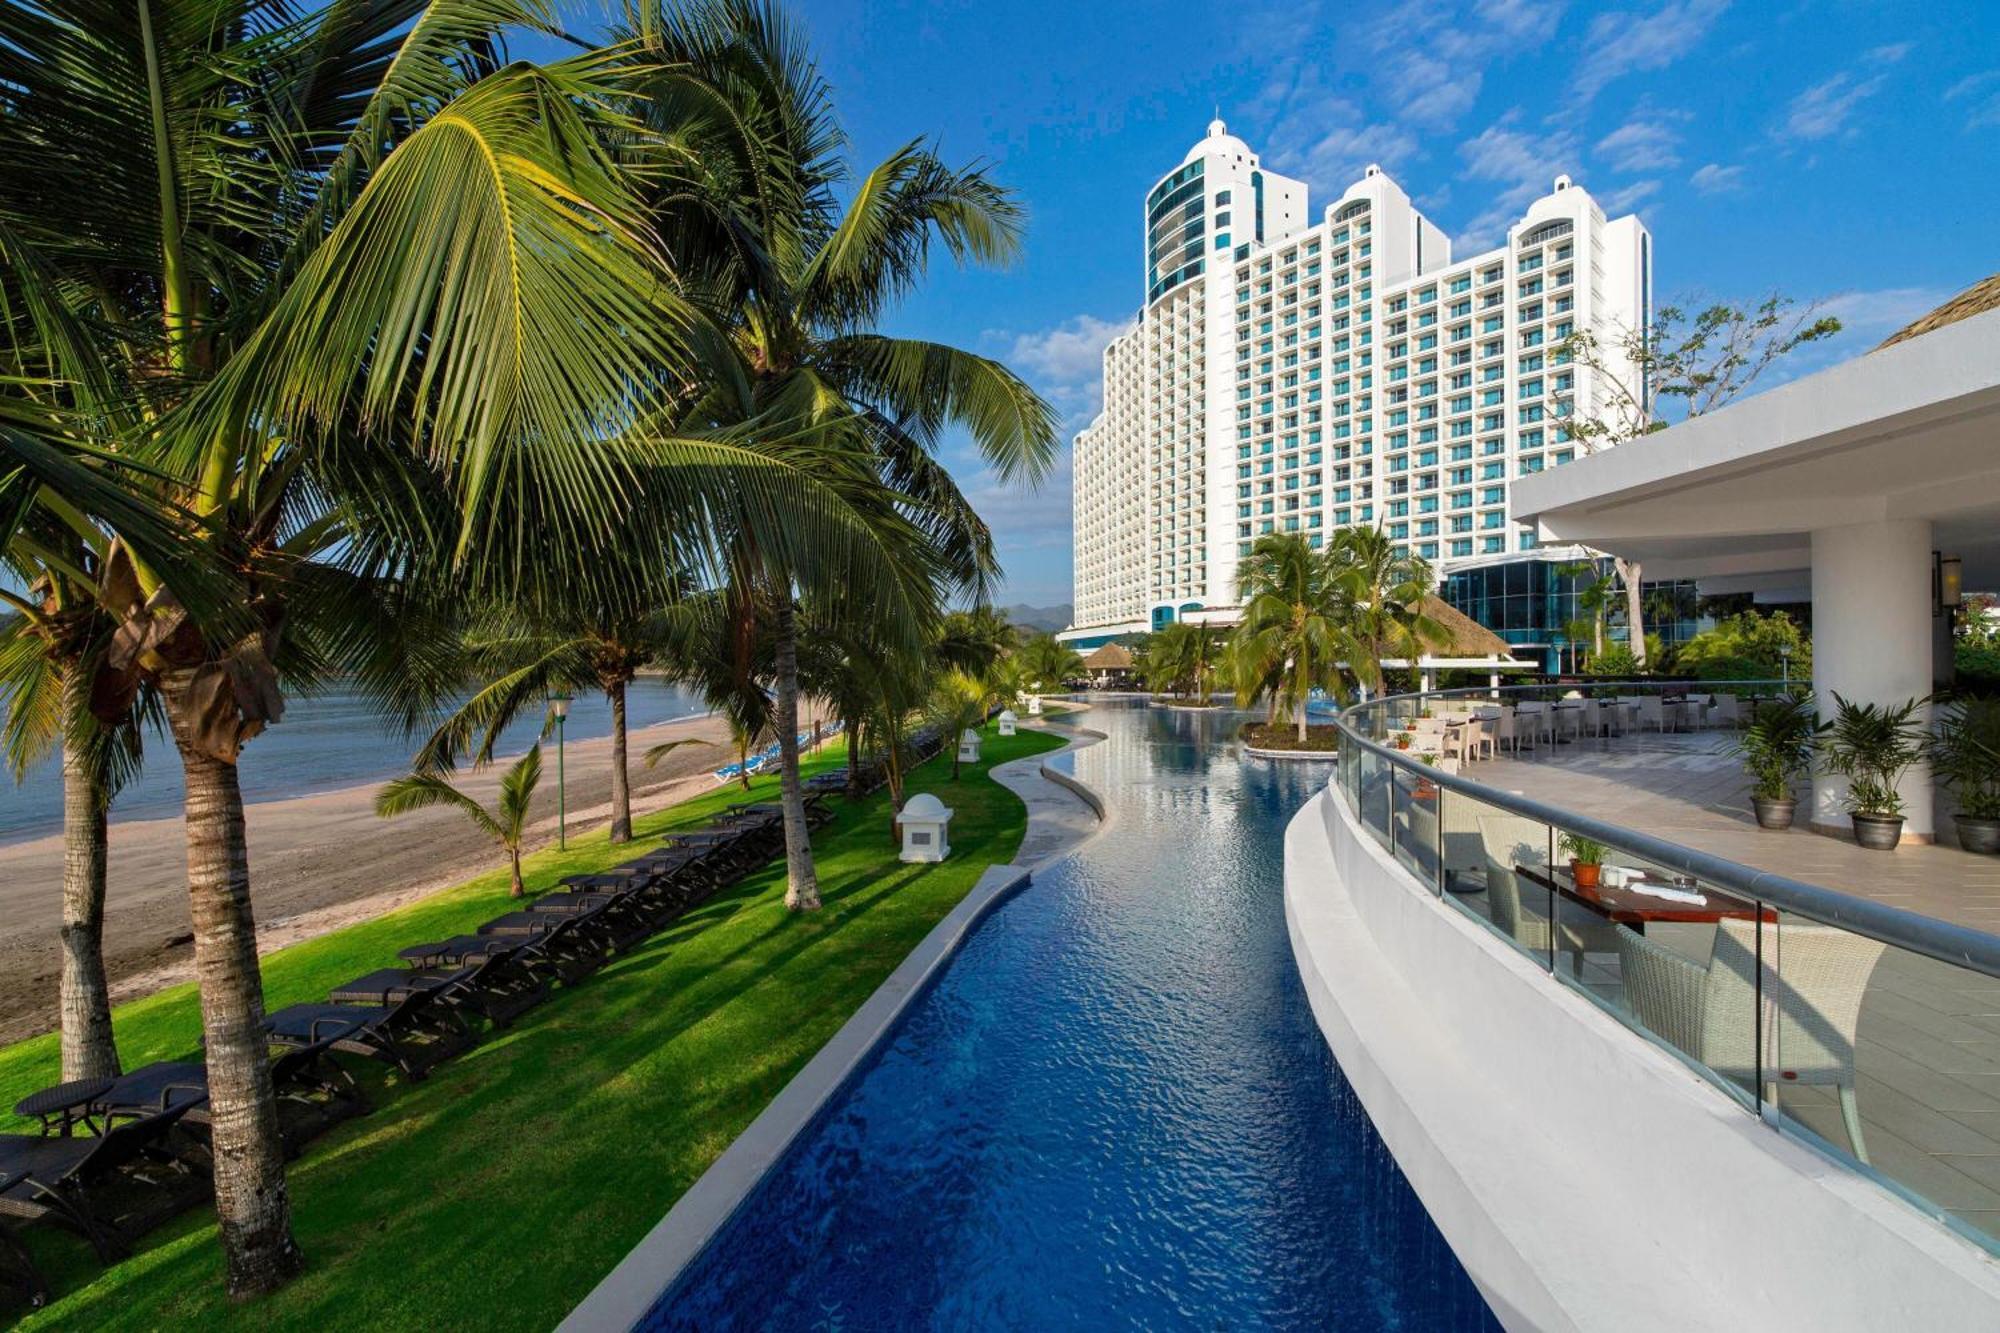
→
(4, 721, 1064, 1329)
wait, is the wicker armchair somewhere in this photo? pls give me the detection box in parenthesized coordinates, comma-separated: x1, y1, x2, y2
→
(1615, 921, 1885, 1161)
(1481, 854, 1623, 973)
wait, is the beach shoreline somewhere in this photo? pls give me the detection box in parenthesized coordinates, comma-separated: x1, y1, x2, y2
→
(0, 709, 776, 1044)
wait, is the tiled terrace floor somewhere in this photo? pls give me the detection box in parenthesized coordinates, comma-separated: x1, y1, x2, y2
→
(1440, 729, 2000, 1248)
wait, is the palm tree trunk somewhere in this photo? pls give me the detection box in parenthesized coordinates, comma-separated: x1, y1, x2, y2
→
(773, 601, 820, 911)
(58, 724, 119, 1082)
(844, 710, 861, 796)
(1296, 652, 1310, 744)
(160, 666, 301, 1297)
(509, 849, 525, 899)
(606, 677, 631, 844)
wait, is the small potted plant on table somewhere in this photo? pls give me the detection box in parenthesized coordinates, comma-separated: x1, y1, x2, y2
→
(1560, 833, 1608, 890)
(1931, 698, 2000, 854)
(1822, 693, 1928, 851)
(1731, 694, 1824, 830)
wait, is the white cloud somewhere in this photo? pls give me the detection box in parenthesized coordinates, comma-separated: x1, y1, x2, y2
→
(995, 314, 1132, 427)
(1595, 119, 1681, 171)
(1003, 314, 1128, 388)
(1945, 70, 2000, 131)
(1819, 286, 1954, 342)
(1946, 70, 2000, 101)
(1454, 115, 1580, 248)
(1777, 41, 1914, 144)
(1689, 162, 1747, 194)
(1576, 0, 1730, 100)
(1599, 178, 1661, 214)
(1780, 71, 1889, 142)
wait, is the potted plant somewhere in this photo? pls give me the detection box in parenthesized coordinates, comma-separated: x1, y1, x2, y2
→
(1413, 753, 1439, 798)
(1393, 731, 1413, 751)
(1821, 693, 1929, 850)
(1559, 833, 1607, 890)
(1930, 698, 2000, 854)
(1730, 693, 1824, 830)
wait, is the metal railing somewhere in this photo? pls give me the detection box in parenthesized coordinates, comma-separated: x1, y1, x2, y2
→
(1324, 679, 2000, 1254)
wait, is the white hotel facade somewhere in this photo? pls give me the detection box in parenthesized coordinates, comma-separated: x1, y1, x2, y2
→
(1065, 120, 1653, 644)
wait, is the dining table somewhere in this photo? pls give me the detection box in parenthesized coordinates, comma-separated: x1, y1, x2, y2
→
(1514, 862, 1773, 929)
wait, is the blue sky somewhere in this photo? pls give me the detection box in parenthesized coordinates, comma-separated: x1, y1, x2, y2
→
(612, 1, 2000, 607)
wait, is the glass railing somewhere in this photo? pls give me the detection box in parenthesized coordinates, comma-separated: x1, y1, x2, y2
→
(1328, 680, 2000, 1255)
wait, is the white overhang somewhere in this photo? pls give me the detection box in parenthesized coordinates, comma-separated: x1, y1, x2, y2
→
(1510, 307, 2000, 589)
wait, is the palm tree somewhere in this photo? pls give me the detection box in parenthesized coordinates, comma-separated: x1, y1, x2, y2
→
(629, 0, 1058, 911)
(1018, 632, 1084, 692)
(0, 1, 909, 1295)
(410, 584, 708, 844)
(376, 746, 542, 898)
(1329, 526, 1447, 697)
(1147, 622, 1223, 702)
(1232, 532, 1356, 742)
(927, 670, 989, 780)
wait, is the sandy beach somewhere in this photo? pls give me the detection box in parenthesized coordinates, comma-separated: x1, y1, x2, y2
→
(0, 709, 761, 1044)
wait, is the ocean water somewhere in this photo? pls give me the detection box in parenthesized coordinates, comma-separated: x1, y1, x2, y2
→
(647, 700, 1496, 1331)
(0, 678, 705, 845)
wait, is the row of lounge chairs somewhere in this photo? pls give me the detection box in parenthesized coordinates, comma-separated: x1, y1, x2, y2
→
(712, 721, 849, 785)
(1, 787, 836, 1309)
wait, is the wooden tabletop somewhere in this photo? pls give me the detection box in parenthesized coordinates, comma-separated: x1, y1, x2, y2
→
(1515, 862, 1770, 925)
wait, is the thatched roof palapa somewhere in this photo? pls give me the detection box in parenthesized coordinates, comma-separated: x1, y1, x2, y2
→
(1874, 274, 2000, 351)
(1418, 596, 1519, 660)
(1081, 642, 1135, 671)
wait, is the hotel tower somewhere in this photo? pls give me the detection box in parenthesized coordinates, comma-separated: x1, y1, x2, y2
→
(1066, 120, 1653, 645)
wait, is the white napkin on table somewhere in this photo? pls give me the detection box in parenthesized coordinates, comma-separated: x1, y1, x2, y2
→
(1629, 881, 1706, 905)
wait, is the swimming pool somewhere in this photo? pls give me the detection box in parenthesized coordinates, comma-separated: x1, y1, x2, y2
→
(646, 701, 1496, 1330)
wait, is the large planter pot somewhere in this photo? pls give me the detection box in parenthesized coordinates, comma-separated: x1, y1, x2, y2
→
(1851, 813, 1905, 851)
(1752, 796, 1796, 830)
(1957, 816, 2000, 855)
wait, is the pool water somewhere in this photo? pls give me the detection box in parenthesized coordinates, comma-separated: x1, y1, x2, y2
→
(647, 701, 1496, 1330)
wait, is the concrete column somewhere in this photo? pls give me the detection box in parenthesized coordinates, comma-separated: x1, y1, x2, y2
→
(1810, 518, 1935, 839)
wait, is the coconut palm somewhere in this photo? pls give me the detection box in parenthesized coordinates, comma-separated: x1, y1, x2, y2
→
(377, 745, 542, 898)
(1147, 622, 1222, 702)
(1329, 525, 1447, 696)
(1232, 532, 1357, 742)
(627, 0, 1057, 911)
(410, 581, 709, 844)
(0, 0, 918, 1294)
(927, 670, 990, 780)
(1018, 632, 1084, 692)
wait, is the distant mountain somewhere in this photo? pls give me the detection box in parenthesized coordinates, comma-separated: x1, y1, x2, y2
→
(1002, 602, 1072, 633)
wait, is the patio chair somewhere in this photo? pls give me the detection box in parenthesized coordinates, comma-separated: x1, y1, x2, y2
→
(1514, 702, 1555, 748)
(1464, 713, 1499, 762)
(1482, 853, 1622, 973)
(1478, 813, 1551, 873)
(1706, 695, 1743, 729)
(0, 1101, 207, 1265)
(91, 1037, 369, 1159)
(1629, 696, 1666, 732)
(264, 987, 475, 1080)
(1615, 921, 1885, 1161)
(511, 916, 612, 988)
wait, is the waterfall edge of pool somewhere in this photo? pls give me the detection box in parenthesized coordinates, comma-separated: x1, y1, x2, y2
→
(642, 702, 1496, 1331)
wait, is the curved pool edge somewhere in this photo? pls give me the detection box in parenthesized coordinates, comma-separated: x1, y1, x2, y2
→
(559, 732, 1109, 1332)
(1284, 787, 2000, 1332)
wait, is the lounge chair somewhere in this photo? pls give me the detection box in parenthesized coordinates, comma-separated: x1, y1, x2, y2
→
(0, 1101, 207, 1265)
(90, 1037, 368, 1158)
(1616, 921, 1885, 1160)
(264, 987, 474, 1080)
(0, 1203, 41, 1310)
